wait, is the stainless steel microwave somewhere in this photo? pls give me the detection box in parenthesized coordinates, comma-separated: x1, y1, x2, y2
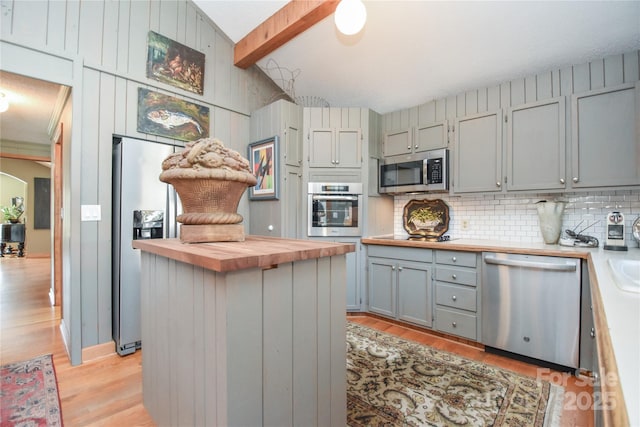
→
(379, 148, 449, 194)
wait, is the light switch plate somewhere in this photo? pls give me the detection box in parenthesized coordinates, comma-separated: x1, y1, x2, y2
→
(81, 205, 101, 221)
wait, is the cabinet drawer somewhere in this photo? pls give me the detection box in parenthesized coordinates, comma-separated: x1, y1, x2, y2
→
(367, 245, 432, 263)
(436, 250, 476, 267)
(435, 283, 476, 312)
(435, 308, 477, 340)
(435, 267, 477, 287)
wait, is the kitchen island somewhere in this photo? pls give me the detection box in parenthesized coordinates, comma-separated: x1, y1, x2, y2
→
(362, 235, 640, 427)
(132, 236, 354, 427)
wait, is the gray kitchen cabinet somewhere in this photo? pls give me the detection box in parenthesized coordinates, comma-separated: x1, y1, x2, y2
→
(571, 82, 640, 188)
(382, 120, 448, 158)
(397, 261, 433, 327)
(368, 257, 396, 317)
(284, 123, 303, 167)
(308, 128, 361, 168)
(434, 250, 480, 341)
(367, 245, 433, 327)
(341, 239, 362, 311)
(249, 100, 304, 238)
(453, 110, 503, 193)
(307, 109, 363, 169)
(507, 97, 566, 191)
(283, 166, 304, 238)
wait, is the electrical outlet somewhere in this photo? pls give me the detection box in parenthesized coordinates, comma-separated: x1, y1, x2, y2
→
(462, 219, 470, 230)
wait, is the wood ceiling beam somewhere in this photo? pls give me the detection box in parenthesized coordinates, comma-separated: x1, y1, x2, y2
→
(234, 0, 340, 69)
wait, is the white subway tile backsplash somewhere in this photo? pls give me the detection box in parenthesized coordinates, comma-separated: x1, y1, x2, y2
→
(393, 189, 640, 244)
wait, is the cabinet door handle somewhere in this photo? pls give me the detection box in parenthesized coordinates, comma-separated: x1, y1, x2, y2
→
(496, 181, 501, 187)
(391, 266, 395, 270)
(560, 178, 565, 184)
(414, 144, 418, 149)
(573, 177, 579, 183)
(407, 145, 411, 150)
(452, 274, 457, 280)
(452, 295, 457, 301)
(452, 256, 457, 262)
(398, 266, 403, 271)
(590, 327, 595, 338)
(452, 321, 457, 327)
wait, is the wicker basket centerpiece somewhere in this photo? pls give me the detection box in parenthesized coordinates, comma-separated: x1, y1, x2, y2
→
(160, 137, 257, 243)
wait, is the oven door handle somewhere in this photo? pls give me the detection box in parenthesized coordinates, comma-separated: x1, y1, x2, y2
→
(311, 195, 359, 201)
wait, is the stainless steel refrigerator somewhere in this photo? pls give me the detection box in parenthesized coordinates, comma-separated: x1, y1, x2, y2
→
(112, 135, 181, 356)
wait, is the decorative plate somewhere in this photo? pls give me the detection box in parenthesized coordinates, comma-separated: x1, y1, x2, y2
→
(403, 199, 450, 239)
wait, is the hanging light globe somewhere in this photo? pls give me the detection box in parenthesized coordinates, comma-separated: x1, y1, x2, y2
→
(0, 93, 8, 113)
(334, 0, 367, 36)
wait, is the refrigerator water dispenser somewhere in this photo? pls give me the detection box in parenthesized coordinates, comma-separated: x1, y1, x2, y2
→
(133, 210, 164, 240)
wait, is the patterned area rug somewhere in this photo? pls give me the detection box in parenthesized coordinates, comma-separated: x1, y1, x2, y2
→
(347, 322, 564, 427)
(0, 354, 63, 426)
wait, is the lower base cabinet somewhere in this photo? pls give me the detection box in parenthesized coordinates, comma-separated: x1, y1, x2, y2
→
(433, 250, 480, 341)
(367, 246, 433, 327)
(366, 246, 482, 341)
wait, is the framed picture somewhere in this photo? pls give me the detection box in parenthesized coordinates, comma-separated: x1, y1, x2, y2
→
(146, 31, 205, 95)
(248, 136, 279, 200)
(402, 198, 450, 240)
(137, 88, 209, 142)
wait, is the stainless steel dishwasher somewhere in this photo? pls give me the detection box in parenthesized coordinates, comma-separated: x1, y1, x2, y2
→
(482, 252, 581, 368)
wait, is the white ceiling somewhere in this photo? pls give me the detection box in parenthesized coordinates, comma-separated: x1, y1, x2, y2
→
(196, 0, 640, 114)
(0, 71, 63, 146)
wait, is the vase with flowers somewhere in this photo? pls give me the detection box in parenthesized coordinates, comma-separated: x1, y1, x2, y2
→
(1, 204, 24, 224)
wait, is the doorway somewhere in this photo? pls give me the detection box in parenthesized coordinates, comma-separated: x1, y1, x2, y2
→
(0, 71, 69, 308)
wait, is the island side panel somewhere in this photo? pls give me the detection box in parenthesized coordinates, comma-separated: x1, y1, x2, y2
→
(330, 255, 348, 426)
(174, 261, 198, 427)
(140, 253, 174, 424)
(140, 252, 154, 419)
(225, 268, 264, 427)
(317, 256, 332, 427)
(263, 263, 294, 426)
(204, 267, 224, 426)
(293, 259, 319, 426)
(140, 250, 348, 427)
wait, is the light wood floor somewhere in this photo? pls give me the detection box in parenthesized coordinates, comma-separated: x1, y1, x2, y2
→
(1, 257, 592, 426)
(0, 257, 154, 426)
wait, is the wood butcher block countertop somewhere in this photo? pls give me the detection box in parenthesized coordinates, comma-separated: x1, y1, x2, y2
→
(132, 235, 355, 273)
(363, 235, 640, 427)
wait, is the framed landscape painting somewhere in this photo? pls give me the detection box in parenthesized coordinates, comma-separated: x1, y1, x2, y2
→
(137, 88, 209, 142)
(146, 31, 205, 95)
(248, 136, 279, 200)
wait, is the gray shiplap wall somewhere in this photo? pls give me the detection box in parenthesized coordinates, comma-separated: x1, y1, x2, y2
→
(1, 0, 282, 364)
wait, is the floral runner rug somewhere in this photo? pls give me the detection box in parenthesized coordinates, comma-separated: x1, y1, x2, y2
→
(1, 354, 63, 426)
(346, 322, 564, 427)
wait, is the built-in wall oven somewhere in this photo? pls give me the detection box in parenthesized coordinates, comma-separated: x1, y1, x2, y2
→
(308, 182, 363, 237)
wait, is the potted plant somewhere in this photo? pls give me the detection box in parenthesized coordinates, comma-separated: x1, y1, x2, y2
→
(1, 204, 24, 223)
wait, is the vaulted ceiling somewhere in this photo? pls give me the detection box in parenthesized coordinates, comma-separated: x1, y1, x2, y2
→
(196, 0, 640, 114)
(1, 1, 638, 150)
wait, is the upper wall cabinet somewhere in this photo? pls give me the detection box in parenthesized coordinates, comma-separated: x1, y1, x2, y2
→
(571, 82, 640, 188)
(383, 120, 448, 158)
(506, 97, 566, 191)
(453, 110, 503, 193)
(308, 128, 361, 168)
(284, 124, 302, 167)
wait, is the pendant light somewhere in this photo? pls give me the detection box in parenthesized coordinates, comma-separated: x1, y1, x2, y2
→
(0, 92, 8, 113)
(334, 0, 367, 36)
